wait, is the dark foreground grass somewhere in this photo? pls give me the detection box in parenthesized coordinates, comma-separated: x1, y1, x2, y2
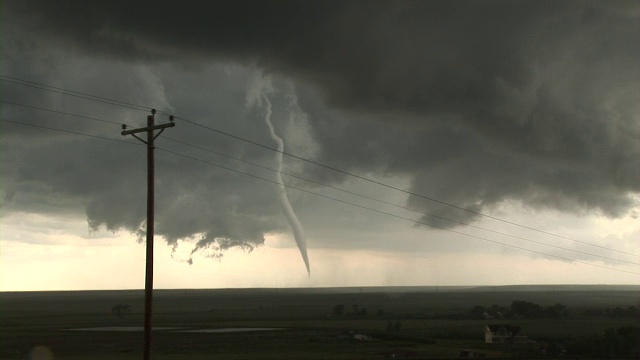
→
(1, 285, 638, 359)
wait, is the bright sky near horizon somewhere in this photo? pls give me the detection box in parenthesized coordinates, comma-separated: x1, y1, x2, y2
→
(1, 1, 639, 291)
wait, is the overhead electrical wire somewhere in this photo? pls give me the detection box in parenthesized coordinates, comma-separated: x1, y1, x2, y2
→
(175, 115, 640, 258)
(0, 99, 133, 127)
(2, 100, 635, 265)
(2, 74, 638, 259)
(164, 136, 639, 266)
(3, 116, 639, 277)
(0, 75, 152, 114)
(156, 146, 639, 276)
(0, 118, 141, 146)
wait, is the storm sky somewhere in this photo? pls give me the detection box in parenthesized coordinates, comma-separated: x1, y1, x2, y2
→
(1, 0, 638, 290)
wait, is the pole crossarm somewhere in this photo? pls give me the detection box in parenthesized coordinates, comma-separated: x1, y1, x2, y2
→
(121, 122, 175, 136)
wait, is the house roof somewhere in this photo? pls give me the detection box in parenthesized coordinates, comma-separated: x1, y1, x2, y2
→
(486, 324, 521, 334)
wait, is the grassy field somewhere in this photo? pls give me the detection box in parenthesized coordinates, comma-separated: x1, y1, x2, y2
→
(1, 285, 638, 359)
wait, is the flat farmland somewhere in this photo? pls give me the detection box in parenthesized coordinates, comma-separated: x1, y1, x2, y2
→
(1, 285, 638, 359)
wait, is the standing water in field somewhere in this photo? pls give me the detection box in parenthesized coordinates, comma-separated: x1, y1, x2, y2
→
(262, 94, 310, 275)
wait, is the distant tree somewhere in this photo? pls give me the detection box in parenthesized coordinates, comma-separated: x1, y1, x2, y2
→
(351, 303, 359, 315)
(112, 304, 131, 318)
(491, 304, 508, 318)
(471, 305, 484, 313)
(610, 307, 627, 318)
(511, 300, 529, 316)
(387, 321, 394, 333)
(470, 305, 486, 318)
(511, 300, 543, 318)
(394, 320, 402, 333)
(606, 306, 637, 318)
(332, 304, 345, 316)
(546, 303, 568, 318)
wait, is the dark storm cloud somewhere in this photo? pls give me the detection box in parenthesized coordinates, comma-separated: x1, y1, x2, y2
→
(2, 0, 639, 249)
(0, 54, 290, 254)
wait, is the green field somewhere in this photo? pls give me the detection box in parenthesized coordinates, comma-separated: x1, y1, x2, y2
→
(1, 285, 638, 359)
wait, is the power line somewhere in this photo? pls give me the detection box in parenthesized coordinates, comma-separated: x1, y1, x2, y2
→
(4, 116, 637, 276)
(164, 136, 639, 266)
(157, 147, 640, 276)
(1, 99, 129, 127)
(175, 116, 640, 258)
(5, 111, 636, 264)
(5, 100, 637, 264)
(0, 75, 153, 114)
(0, 118, 141, 146)
(2, 74, 637, 259)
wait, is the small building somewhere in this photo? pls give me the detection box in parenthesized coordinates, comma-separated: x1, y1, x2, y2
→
(338, 331, 374, 342)
(485, 324, 527, 344)
(352, 333, 373, 341)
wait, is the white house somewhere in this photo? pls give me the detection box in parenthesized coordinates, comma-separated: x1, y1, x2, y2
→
(485, 324, 527, 344)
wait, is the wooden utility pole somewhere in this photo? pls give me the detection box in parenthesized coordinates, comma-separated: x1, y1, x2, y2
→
(121, 109, 174, 360)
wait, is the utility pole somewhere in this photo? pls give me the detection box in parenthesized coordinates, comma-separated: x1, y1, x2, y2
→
(121, 109, 174, 360)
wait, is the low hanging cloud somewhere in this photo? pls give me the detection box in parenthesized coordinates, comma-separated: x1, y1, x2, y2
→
(1, 0, 638, 257)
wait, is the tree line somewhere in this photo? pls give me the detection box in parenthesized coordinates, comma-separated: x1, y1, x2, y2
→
(468, 300, 638, 320)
